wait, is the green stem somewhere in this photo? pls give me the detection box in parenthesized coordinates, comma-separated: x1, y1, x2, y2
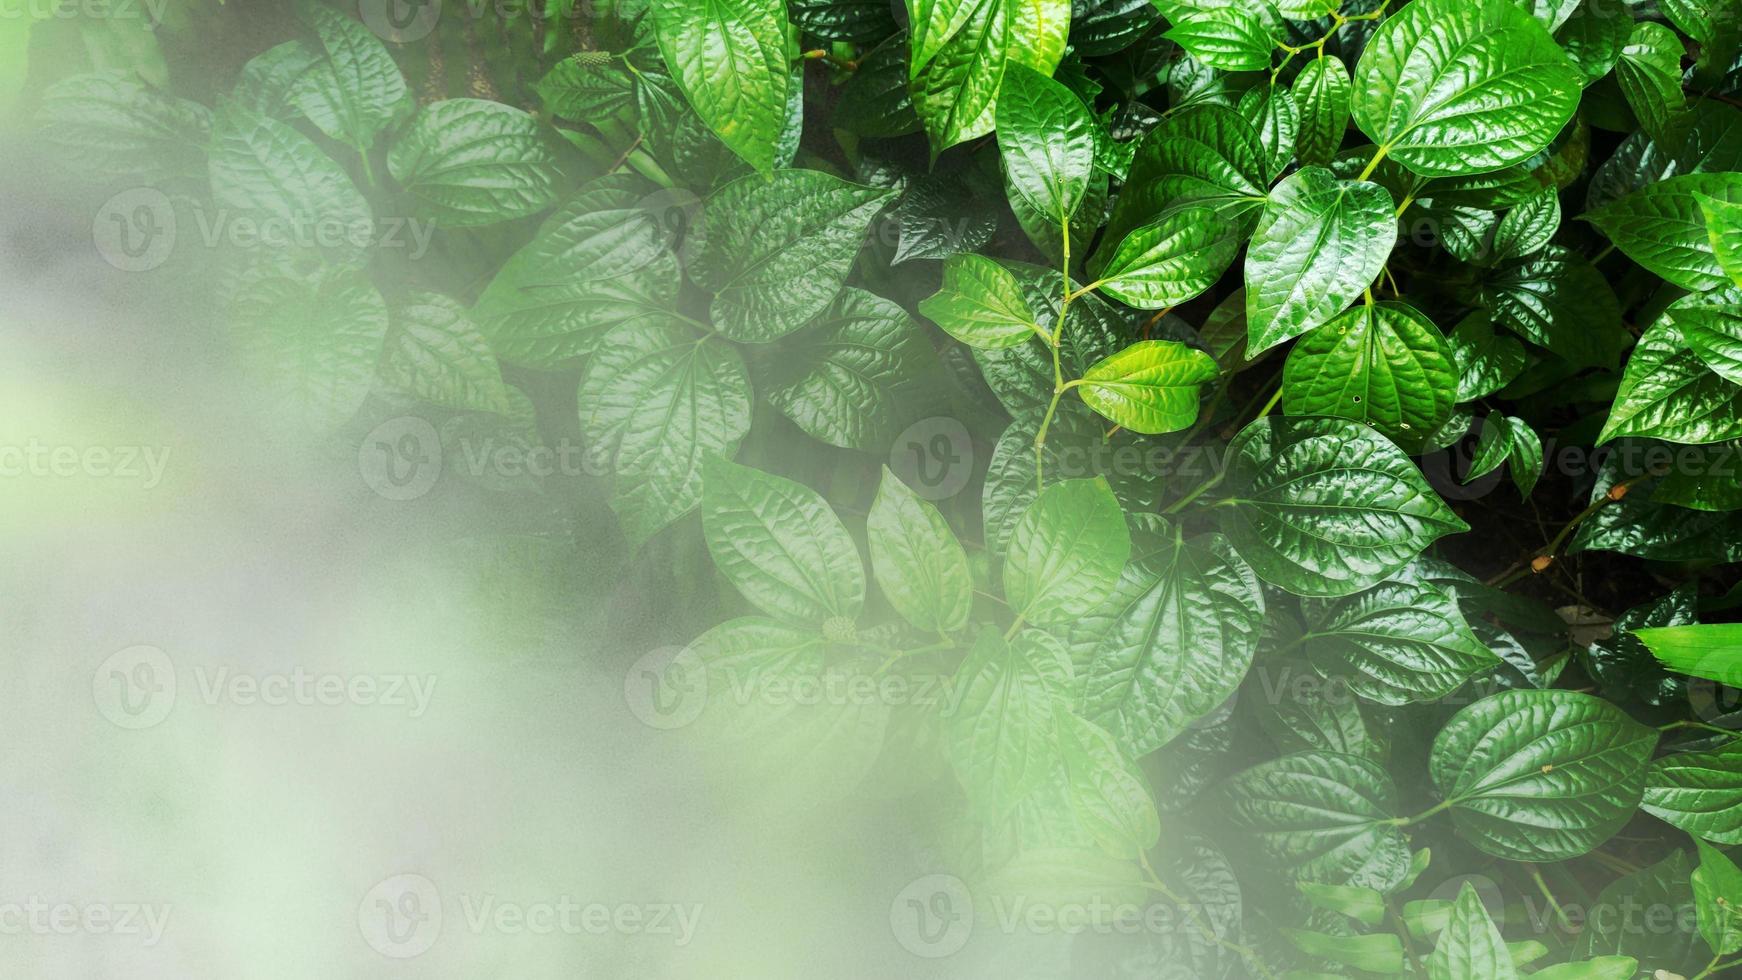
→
(1384, 798, 1456, 828)
(1358, 143, 1391, 182)
(1694, 954, 1742, 980)
(1528, 867, 1574, 934)
(1164, 469, 1226, 514)
(1659, 719, 1740, 739)
(1256, 386, 1285, 418)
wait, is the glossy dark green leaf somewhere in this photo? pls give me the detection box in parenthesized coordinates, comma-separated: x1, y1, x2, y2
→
(584, 326, 752, 546)
(1429, 689, 1658, 861)
(867, 466, 973, 633)
(1294, 54, 1352, 168)
(700, 455, 865, 626)
(906, 0, 1070, 149)
(1700, 191, 1742, 289)
(1644, 744, 1742, 845)
(1219, 416, 1470, 597)
(1466, 412, 1514, 483)
(1301, 580, 1499, 706)
(1006, 477, 1132, 626)
(888, 172, 998, 263)
(1586, 172, 1742, 292)
(689, 169, 894, 342)
(1490, 188, 1561, 262)
(1165, 8, 1275, 72)
(1600, 306, 1742, 445)
(1102, 105, 1269, 260)
(1213, 751, 1412, 889)
(1282, 301, 1457, 448)
(1573, 850, 1707, 972)
(387, 99, 564, 227)
(1245, 167, 1397, 354)
(1078, 520, 1265, 757)
(996, 63, 1096, 227)
(834, 37, 921, 137)
(761, 289, 937, 450)
(1447, 311, 1527, 401)
(648, 0, 789, 172)
(1615, 21, 1687, 142)
(1238, 82, 1298, 183)
(1553, 0, 1631, 86)
(1481, 246, 1628, 369)
(1352, 0, 1581, 177)
(789, 0, 897, 40)
(1093, 203, 1249, 309)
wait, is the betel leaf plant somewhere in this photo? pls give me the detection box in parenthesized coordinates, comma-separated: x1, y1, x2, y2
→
(25, 0, 1742, 973)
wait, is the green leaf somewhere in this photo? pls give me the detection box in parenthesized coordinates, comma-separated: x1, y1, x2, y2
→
(1238, 83, 1298, 183)
(689, 169, 894, 343)
(1699, 191, 1742, 289)
(835, 37, 921, 137)
(289, 0, 408, 149)
(1634, 623, 1742, 686)
(1214, 751, 1413, 889)
(1466, 412, 1514, 483)
(1055, 707, 1161, 855)
(1006, 477, 1131, 626)
(1481, 246, 1628, 369)
(918, 253, 1043, 348)
(225, 268, 388, 431)
(995, 63, 1095, 226)
(1075, 340, 1219, 435)
(1600, 307, 1742, 445)
(1573, 850, 1707, 972)
(1245, 167, 1397, 355)
(948, 628, 1075, 814)
(888, 172, 998, 263)
(867, 467, 973, 634)
(387, 99, 563, 227)
(208, 104, 371, 270)
(1508, 416, 1545, 497)
(1101, 105, 1269, 260)
(906, 0, 1070, 150)
(760, 289, 937, 450)
(647, 0, 789, 172)
(474, 174, 684, 368)
(1693, 838, 1742, 956)
(1281, 300, 1457, 448)
(537, 52, 636, 119)
(1644, 744, 1742, 845)
(1078, 519, 1265, 757)
(1219, 416, 1470, 597)
(1092, 203, 1249, 309)
(36, 71, 212, 183)
(1490, 188, 1561, 262)
(1351, 0, 1582, 177)
(1429, 689, 1658, 861)
(1553, 0, 1632, 85)
(981, 405, 1163, 558)
(1295, 55, 1352, 168)
(1428, 883, 1518, 980)
(1616, 21, 1687, 142)
(1301, 580, 1500, 707)
(1298, 882, 1388, 927)
(700, 456, 865, 626)
(1447, 311, 1527, 401)
(1526, 958, 1639, 980)
(583, 326, 752, 546)
(1586, 172, 1742, 293)
(1164, 8, 1274, 72)
(379, 294, 511, 415)
(1283, 930, 1406, 974)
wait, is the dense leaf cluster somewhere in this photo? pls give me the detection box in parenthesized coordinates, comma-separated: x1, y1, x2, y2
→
(25, 0, 1742, 974)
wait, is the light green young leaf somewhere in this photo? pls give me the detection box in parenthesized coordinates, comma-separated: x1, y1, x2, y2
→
(1294, 54, 1352, 168)
(995, 63, 1095, 227)
(700, 456, 865, 627)
(1698, 191, 1742, 289)
(761, 289, 937, 450)
(1164, 7, 1275, 72)
(1429, 689, 1658, 861)
(379, 294, 512, 415)
(1055, 707, 1161, 855)
(225, 268, 388, 431)
(1586, 172, 1742, 292)
(647, 0, 790, 172)
(1283, 930, 1406, 974)
(1214, 751, 1412, 889)
(1428, 883, 1518, 980)
(1005, 477, 1131, 626)
(689, 169, 894, 343)
(1301, 581, 1500, 707)
(1075, 340, 1219, 435)
(867, 467, 973, 633)
(1634, 623, 1742, 686)
(1219, 416, 1469, 597)
(1693, 838, 1742, 956)
(1644, 744, 1742, 845)
(947, 628, 1074, 814)
(1526, 957, 1639, 980)
(582, 324, 751, 546)
(1297, 882, 1388, 927)
(1616, 21, 1687, 142)
(475, 174, 683, 368)
(918, 253, 1043, 348)
(1351, 0, 1581, 177)
(387, 99, 563, 227)
(1078, 518, 1265, 757)
(1245, 167, 1397, 354)
(1281, 301, 1457, 448)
